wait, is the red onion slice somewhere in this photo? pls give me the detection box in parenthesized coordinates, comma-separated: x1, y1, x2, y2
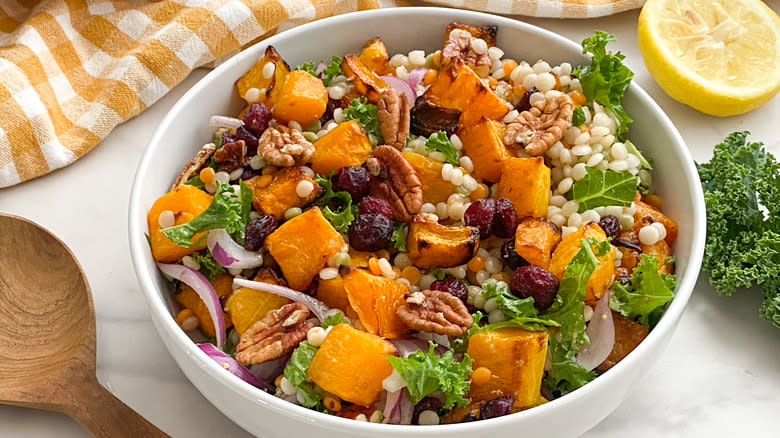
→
(209, 115, 243, 129)
(407, 67, 428, 90)
(198, 343, 271, 391)
(399, 390, 414, 425)
(380, 75, 416, 104)
(383, 388, 404, 424)
(576, 293, 615, 371)
(389, 337, 448, 357)
(315, 61, 327, 76)
(233, 278, 330, 321)
(157, 262, 226, 350)
(207, 228, 263, 269)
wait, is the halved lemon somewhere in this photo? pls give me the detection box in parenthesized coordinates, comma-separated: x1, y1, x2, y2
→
(638, 0, 780, 116)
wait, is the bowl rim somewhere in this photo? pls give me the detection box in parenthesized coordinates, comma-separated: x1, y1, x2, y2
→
(129, 6, 706, 433)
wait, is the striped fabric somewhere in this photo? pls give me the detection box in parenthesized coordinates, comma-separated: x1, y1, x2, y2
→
(0, 0, 644, 188)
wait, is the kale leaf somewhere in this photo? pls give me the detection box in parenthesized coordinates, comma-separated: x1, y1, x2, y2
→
(610, 254, 676, 327)
(343, 97, 382, 143)
(573, 31, 634, 139)
(697, 131, 780, 328)
(386, 342, 472, 409)
(314, 174, 357, 233)
(425, 131, 459, 165)
(569, 167, 638, 212)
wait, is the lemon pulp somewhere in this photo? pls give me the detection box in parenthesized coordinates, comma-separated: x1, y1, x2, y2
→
(638, 0, 780, 116)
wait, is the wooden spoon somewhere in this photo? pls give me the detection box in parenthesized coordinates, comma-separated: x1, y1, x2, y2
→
(0, 214, 169, 437)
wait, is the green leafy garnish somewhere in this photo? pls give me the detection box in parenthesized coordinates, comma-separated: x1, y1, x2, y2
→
(295, 61, 317, 76)
(314, 174, 357, 233)
(572, 106, 586, 127)
(185, 175, 205, 189)
(343, 97, 382, 143)
(569, 167, 637, 212)
(697, 131, 780, 329)
(543, 238, 610, 394)
(573, 31, 634, 139)
(320, 313, 344, 329)
(624, 140, 652, 169)
(190, 251, 226, 281)
(386, 342, 472, 409)
(390, 222, 408, 252)
(321, 56, 342, 87)
(161, 181, 253, 247)
(425, 131, 459, 165)
(480, 283, 559, 331)
(429, 268, 447, 281)
(283, 341, 325, 409)
(296, 56, 341, 86)
(610, 254, 676, 327)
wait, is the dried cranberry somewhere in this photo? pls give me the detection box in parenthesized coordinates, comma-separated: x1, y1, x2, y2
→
(358, 196, 394, 220)
(464, 199, 497, 238)
(412, 397, 443, 425)
(222, 125, 258, 155)
(480, 394, 514, 420)
(492, 198, 519, 238)
(515, 87, 538, 113)
(244, 214, 278, 251)
(335, 166, 370, 201)
(510, 265, 559, 311)
(242, 102, 272, 137)
(598, 215, 621, 240)
(500, 239, 529, 270)
(348, 213, 392, 251)
(461, 413, 479, 422)
(319, 98, 338, 125)
(240, 167, 262, 180)
(430, 277, 468, 305)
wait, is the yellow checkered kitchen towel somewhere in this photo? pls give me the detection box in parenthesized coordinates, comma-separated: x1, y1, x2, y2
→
(0, 0, 645, 188)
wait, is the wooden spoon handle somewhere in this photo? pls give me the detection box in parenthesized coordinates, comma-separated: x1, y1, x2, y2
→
(64, 376, 169, 438)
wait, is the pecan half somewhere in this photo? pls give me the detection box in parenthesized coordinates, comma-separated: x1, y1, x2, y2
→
(171, 142, 216, 190)
(377, 88, 410, 150)
(397, 289, 473, 336)
(257, 125, 315, 167)
(441, 31, 492, 77)
(235, 302, 313, 365)
(368, 145, 423, 222)
(504, 93, 574, 156)
(213, 139, 247, 173)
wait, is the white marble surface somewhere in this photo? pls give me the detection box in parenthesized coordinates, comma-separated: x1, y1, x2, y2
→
(2, 5, 780, 437)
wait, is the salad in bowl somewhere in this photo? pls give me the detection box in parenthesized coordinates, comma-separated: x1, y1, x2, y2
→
(144, 22, 679, 426)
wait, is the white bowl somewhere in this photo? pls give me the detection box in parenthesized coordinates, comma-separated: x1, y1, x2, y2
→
(129, 7, 705, 438)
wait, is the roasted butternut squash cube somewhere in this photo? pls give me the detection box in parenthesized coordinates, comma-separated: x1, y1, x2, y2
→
(498, 157, 550, 218)
(597, 311, 649, 371)
(347, 248, 390, 268)
(457, 118, 511, 183)
(341, 267, 409, 339)
(246, 167, 322, 219)
(224, 268, 290, 334)
(358, 37, 391, 75)
(422, 58, 508, 127)
(408, 214, 479, 269)
(236, 46, 289, 106)
(147, 184, 213, 262)
(632, 200, 678, 246)
(175, 274, 233, 337)
(548, 222, 616, 303)
(271, 70, 328, 126)
(264, 207, 345, 290)
(402, 151, 458, 204)
(311, 120, 372, 175)
(443, 23, 498, 47)
(514, 218, 561, 270)
(308, 324, 397, 407)
(341, 54, 388, 103)
(315, 275, 359, 320)
(640, 239, 675, 274)
(466, 328, 548, 409)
